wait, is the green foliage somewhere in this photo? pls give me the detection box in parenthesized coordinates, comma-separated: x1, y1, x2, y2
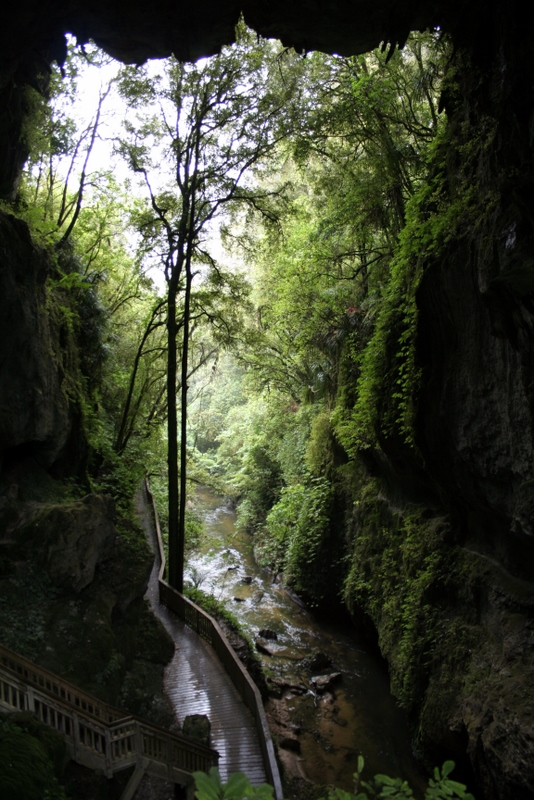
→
(14, 38, 119, 247)
(215, 395, 284, 525)
(198, 364, 344, 607)
(242, 196, 358, 405)
(192, 761, 474, 800)
(115, 23, 306, 586)
(204, 34, 452, 622)
(333, 57, 499, 454)
(305, 411, 337, 477)
(185, 509, 205, 552)
(0, 714, 69, 800)
(425, 762, 475, 800)
(321, 759, 474, 800)
(194, 767, 275, 800)
(148, 470, 205, 554)
(261, 476, 341, 605)
(185, 586, 242, 635)
(343, 480, 457, 709)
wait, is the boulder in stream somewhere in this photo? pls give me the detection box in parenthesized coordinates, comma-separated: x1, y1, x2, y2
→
(311, 672, 342, 694)
(268, 677, 308, 697)
(255, 637, 275, 656)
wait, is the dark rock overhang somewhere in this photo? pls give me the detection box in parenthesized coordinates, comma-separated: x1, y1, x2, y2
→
(3, 1, 446, 71)
(0, 0, 446, 200)
(0, 0, 525, 199)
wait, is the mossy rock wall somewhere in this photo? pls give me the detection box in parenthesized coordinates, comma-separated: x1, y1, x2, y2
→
(0, 210, 88, 476)
(0, 465, 174, 723)
(341, 37, 534, 800)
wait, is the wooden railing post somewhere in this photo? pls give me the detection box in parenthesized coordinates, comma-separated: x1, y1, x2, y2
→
(104, 725, 113, 777)
(134, 720, 144, 769)
(26, 684, 35, 713)
(72, 711, 81, 764)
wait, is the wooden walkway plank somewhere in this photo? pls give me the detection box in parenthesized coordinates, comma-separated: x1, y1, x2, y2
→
(138, 492, 267, 785)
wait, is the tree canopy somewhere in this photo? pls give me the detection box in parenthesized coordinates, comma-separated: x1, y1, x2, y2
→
(8, 20, 450, 657)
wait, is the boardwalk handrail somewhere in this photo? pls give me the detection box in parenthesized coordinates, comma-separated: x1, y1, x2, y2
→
(0, 642, 218, 785)
(145, 478, 283, 800)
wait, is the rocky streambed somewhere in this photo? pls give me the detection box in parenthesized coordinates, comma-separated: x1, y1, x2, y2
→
(186, 487, 426, 793)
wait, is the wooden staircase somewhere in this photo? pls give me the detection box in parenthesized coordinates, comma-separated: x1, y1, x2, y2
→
(0, 643, 219, 798)
(0, 477, 283, 800)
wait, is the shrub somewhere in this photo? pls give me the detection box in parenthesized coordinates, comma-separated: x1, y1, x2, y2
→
(0, 715, 69, 800)
(192, 760, 475, 800)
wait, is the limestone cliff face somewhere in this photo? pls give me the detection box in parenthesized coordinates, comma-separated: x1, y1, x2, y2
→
(416, 30, 534, 581)
(399, 34, 534, 800)
(0, 209, 173, 719)
(22, 494, 117, 593)
(0, 211, 81, 473)
(0, 462, 174, 719)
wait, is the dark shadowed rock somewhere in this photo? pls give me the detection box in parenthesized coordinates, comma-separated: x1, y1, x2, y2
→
(183, 714, 211, 746)
(279, 736, 301, 753)
(24, 493, 116, 592)
(311, 673, 342, 694)
(0, 213, 83, 472)
(258, 628, 278, 640)
(267, 677, 308, 697)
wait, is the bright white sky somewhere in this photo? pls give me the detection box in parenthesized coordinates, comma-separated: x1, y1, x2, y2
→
(56, 41, 138, 188)
(56, 37, 237, 289)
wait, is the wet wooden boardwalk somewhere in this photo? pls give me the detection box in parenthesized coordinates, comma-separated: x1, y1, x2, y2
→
(137, 492, 267, 785)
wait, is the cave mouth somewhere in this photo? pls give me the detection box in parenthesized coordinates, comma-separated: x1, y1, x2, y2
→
(2, 1, 450, 201)
(2, 4, 534, 800)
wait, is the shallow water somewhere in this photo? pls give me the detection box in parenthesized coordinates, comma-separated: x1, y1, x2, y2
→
(186, 487, 425, 792)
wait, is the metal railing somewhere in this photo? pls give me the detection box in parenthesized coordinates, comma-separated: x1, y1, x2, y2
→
(145, 478, 283, 800)
(0, 643, 218, 785)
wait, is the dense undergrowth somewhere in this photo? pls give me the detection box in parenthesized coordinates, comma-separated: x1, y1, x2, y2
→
(181, 37, 498, 744)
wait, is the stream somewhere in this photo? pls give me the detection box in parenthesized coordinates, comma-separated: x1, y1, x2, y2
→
(186, 487, 426, 792)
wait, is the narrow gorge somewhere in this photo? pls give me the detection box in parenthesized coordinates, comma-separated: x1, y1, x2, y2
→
(1, 3, 533, 800)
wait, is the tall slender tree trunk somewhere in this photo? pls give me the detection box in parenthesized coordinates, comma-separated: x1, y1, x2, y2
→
(177, 262, 193, 593)
(167, 279, 181, 589)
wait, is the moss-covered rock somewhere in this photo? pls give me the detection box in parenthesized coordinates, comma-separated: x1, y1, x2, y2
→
(0, 464, 174, 726)
(16, 494, 116, 592)
(342, 468, 534, 798)
(0, 712, 68, 800)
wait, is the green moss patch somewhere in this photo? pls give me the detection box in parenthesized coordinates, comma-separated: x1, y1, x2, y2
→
(0, 713, 68, 800)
